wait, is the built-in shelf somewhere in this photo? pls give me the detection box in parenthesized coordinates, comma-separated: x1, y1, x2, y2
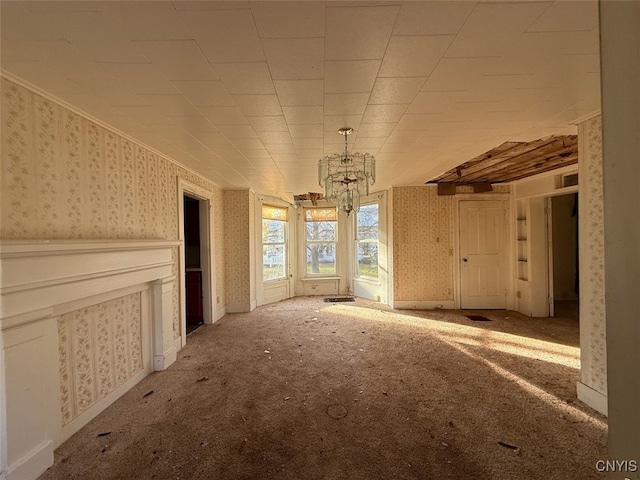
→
(516, 200, 529, 281)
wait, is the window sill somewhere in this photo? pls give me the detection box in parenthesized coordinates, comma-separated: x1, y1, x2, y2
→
(354, 276, 380, 286)
(301, 276, 341, 281)
(263, 277, 288, 284)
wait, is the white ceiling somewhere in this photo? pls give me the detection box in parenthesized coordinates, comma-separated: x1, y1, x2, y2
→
(0, 1, 600, 202)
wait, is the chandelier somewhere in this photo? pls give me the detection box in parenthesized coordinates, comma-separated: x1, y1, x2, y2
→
(318, 128, 376, 216)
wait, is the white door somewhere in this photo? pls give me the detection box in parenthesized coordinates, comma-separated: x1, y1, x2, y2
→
(459, 200, 508, 309)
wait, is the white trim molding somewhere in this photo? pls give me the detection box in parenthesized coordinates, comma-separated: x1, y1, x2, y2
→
(0, 240, 180, 480)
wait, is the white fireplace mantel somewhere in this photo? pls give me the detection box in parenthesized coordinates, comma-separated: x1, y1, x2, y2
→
(0, 239, 181, 480)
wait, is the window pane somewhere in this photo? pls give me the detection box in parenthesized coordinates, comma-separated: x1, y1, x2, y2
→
(306, 221, 336, 241)
(262, 219, 285, 243)
(306, 243, 336, 275)
(357, 242, 378, 278)
(357, 203, 379, 240)
(263, 244, 285, 280)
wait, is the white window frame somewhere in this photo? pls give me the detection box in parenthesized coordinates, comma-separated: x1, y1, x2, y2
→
(262, 205, 288, 283)
(304, 207, 338, 277)
(355, 202, 380, 280)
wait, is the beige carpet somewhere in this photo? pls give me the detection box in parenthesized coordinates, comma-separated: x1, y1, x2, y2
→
(39, 297, 607, 480)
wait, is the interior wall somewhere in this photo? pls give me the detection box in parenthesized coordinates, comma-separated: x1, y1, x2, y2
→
(0, 77, 227, 326)
(551, 194, 578, 301)
(600, 0, 640, 471)
(0, 76, 228, 478)
(576, 114, 607, 415)
(58, 293, 144, 428)
(223, 190, 256, 312)
(391, 186, 454, 308)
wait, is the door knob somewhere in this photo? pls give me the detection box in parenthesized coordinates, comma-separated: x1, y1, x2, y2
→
(463, 257, 468, 262)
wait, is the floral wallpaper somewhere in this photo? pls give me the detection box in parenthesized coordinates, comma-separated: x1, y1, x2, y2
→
(2, 77, 230, 429)
(223, 190, 254, 309)
(1, 77, 227, 335)
(57, 293, 143, 425)
(578, 115, 607, 395)
(392, 186, 454, 301)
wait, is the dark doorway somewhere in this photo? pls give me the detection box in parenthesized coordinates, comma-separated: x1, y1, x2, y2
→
(551, 193, 579, 320)
(184, 195, 204, 334)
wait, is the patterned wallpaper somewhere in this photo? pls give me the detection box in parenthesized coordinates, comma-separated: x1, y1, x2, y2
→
(223, 190, 253, 307)
(1, 77, 226, 333)
(578, 115, 607, 394)
(392, 186, 454, 301)
(57, 293, 143, 425)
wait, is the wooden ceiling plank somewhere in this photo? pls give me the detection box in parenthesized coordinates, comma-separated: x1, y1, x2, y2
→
(460, 138, 576, 182)
(501, 153, 579, 182)
(430, 141, 525, 182)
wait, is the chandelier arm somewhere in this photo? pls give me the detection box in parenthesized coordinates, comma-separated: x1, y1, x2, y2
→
(318, 127, 374, 216)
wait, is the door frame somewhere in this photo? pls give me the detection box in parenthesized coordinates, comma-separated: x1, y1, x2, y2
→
(453, 193, 512, 309)
(178, 178, 217, 347)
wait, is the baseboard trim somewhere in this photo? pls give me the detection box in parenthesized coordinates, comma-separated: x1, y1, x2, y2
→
(214, 305, 226, 321)
(226, 302, 254, 313)
(393, 300, 455, 310)
(577, 381, 608, 416)
(6, 440, 53, 480)
(58, 366, 152, 447)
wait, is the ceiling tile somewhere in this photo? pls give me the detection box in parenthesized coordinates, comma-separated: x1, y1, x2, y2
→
(282, 106, 323, 125)
(445, 2, 552, 58)
(325, 5, 399, 60)
(179, 9, 264, 63)
(133, 40, 218, 81)
(139, 94, 202, 116)
(293, 138, 323, 150)
(324, 115, 363, 134)
(59, 93, 123, 116)
(288, 124, 324, 139)
(386, 130, 424, 144)
(75, 39, 149, 64)
(107, 64, 179, 95)
(192, 132, 235, 147)
(263, 38, 324, 80)
(173, 2, 250, 11)
(393, 2, 476, 35)
(73, 78, 147, 107)
(528, 1, 598, 32)
(258, 131, 293, 144)
(379, 35, 454, 77)
(172, 81, 234, 107)
(248, 116, 289, 132)
(353, 137, 386, 149)
(421, 57, 491, 92)
(266, 143, 296, 154)
(167, 116, 218, 133)
(114, 105, 175, 126)
(102, 2, 191, 41)
(0, 0, 604, 197)
(356, 123, 396, 138)
(407, 92, 455, 114)
(362, 104, 408, 124)
(324, 93, 369, 116)
(252, 2, 325, 39)
(214, 63, 275, 95)
(199, 106, 249, 125)
(395, 113, 445, 131)
(273, 80, 324, 106)
(217, 125, 258, 139)
(233, 95, 283, 116)
(324, 60, 381, 94)
(369, 77, 426, 105)
(233, 138, 266, 150)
